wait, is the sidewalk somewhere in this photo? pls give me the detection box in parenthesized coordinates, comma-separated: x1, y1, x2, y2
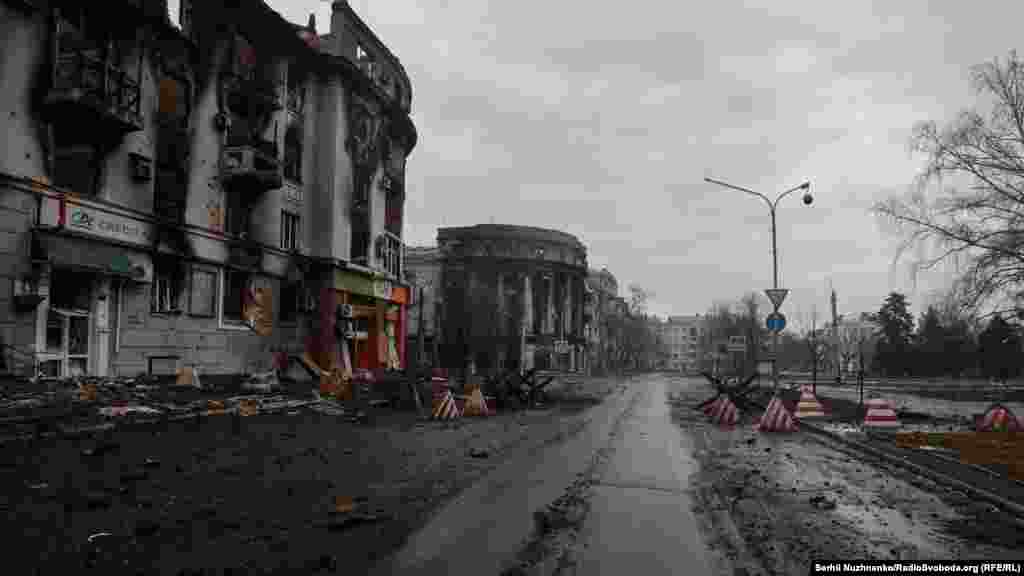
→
(0, 375, 625, 573)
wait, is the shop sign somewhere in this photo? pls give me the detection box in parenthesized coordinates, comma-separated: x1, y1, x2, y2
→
(373, 279, 392, 300)
(63, 199, 153, 246)
(334, 270, 374, 298)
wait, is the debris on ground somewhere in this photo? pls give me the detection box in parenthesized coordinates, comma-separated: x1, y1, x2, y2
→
(673, 378, 1021, 576)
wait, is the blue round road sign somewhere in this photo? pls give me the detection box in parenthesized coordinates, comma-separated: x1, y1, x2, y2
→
(766, 312, 786, 332)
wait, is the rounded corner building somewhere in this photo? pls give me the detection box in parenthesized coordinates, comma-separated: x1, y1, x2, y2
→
(436, 224, 588, 375)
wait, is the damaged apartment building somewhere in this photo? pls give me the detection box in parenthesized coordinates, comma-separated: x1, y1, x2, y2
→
(406, 225, 589, 376)
(0, 0, 417, 380)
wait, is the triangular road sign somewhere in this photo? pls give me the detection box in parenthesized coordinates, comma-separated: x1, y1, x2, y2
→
(765, 288, 789, 310)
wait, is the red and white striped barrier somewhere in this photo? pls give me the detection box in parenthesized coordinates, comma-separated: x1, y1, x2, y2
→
(710, 396, 739, 427)
(431, 390, 461, 420)
(703, 396, 723, 417)
(794, 386, 826, 419)
(977, 403, 1020, 432)
(862, 397, 900, 429)
(462, 387, 492, 417)
(756, 396, 798, 433)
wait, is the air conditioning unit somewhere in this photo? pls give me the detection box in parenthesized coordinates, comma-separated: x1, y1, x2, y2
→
(339, 303, 353, 318)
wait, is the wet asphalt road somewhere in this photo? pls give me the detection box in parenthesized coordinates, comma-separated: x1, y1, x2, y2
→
(574, 375, 711, 575)
(374, 374, 711, 575)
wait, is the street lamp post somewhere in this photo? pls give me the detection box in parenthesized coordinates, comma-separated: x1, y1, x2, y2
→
(704, 177, 813, 391)
(405, 274, 433, 415)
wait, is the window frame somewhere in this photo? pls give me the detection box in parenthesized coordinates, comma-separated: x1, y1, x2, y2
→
(188, 265, 218, 318)
(224, 191, 250, 238)
(283, 124, 303, 183)
(280, 210, 301, 252)
(219, 268, 252, 330)
(279, 279, 302, 324)
(151, 260, 184, 314)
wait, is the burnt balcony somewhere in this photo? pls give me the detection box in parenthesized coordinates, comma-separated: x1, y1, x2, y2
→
(227, 236, 264, 271)
(223, 72, 282, 118)
(44, 50, 142, 135)
(221, 129, 282, 192)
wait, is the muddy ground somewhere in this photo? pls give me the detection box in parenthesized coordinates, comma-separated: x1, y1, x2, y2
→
(0, 377, 622, 574)
(670, 380, 1022, 576)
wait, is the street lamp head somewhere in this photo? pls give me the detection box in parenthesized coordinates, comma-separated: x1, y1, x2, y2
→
(799, 182, 812, 205)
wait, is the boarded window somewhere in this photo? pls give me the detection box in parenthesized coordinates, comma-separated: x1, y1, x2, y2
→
(158, 76, 189, 118)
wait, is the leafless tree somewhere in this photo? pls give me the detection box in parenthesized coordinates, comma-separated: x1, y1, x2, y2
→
(875, 51, 1024, 320)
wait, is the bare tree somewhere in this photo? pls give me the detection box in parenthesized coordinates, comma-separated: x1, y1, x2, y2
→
(874, 51, 1024, 319)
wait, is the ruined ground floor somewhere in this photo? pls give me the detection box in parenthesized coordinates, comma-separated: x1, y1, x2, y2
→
(0, 177, 410, 382)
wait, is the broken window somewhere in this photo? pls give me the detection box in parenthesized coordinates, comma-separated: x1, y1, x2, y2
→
(384, 177, 402, 236)
(224, 191, 250, 238)
(222, 268, 250, 323)
(151, 259, 183, 313)
(53, 142, 100, 196)
(279, 280, 300, 323)
(283, 124, 302, 183)
(49, 269, 93, 311)
(286, 63, 305, 113)
(351, 216, 370, 264)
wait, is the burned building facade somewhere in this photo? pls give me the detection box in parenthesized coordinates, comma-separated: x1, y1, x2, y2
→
(0, 0, 416, 380)
(436, 225, 588, 374)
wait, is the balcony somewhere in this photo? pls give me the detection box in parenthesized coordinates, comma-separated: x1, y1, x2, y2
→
(223, 72, 282, 117)
(221, 129, 282, 191)
(44, 50, 142, 135)
(227, 237, 263, 271)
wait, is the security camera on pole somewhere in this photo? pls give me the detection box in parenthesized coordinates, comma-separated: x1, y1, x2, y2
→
(705, 177, 814, 392)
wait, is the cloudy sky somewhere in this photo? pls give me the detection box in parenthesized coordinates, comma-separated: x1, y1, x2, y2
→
(239, 0, 1020, 330)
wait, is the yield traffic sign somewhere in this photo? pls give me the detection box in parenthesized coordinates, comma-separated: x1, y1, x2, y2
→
(765, 288, 789, 310)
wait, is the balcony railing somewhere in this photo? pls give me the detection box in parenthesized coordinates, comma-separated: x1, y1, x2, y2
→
(221, 128, 282, 191)
(47, 50, 142, 133)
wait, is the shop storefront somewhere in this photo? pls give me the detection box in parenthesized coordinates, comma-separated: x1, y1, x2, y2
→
(332, 269, 408, 371)
(31, 194, 155, 378)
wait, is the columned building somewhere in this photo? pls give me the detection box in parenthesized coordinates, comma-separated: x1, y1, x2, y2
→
(435, 225, 588, 374)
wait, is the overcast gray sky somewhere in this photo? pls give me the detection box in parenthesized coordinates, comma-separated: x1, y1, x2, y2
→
(250, 0, 1022, 330)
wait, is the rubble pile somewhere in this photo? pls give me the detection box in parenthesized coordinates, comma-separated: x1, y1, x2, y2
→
(0, 371, 368, 441)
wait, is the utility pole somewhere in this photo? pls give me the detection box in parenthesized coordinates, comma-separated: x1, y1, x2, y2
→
(811, 308, 817, 394)
(831, 288, 840, 385)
